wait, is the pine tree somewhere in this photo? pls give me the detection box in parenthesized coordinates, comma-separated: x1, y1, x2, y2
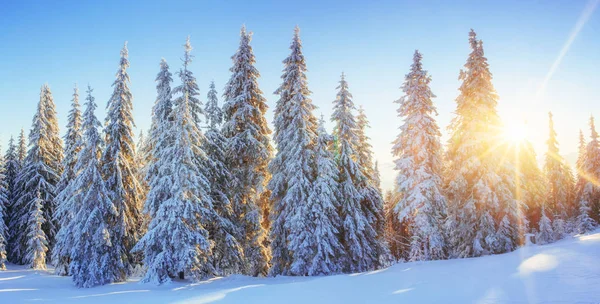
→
(544, 112, 575, 237)
(331, 73, 380, 272)
(69, 86, 122, 287)
(537, 206, 554, 245)
(202, 80, 244, 276)
(355, 106, 390, 266)
(134, 39, 215, 282)
(173, 37, 203, 129)
(304, 117, 344, 275)
(222, 26, 273, 276)
(585, 116, 600, 223)
(393, 50, 446, 261)
(3, 136, 19, 262)
(17, 128, 26, 166)
(144, 58, 174, 220)
(0, 148, 8, 270)
(268, 26, 319, 276)
(26, 191, 48, 270)
(53, 85, 83, 275)
(445, 30, 521, 257)
(101, 42, 143, 272)
(575, 128, 598, 233)
(10, 85, 61, 265)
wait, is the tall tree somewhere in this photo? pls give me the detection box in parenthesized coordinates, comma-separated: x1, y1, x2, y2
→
(331, 73, 380, 272)
(393, 50, 446, 261)
(101, 42, 143, 273)
(17, 128, 27, 166)
(222, 26, 273, 276)
(69, 86, 122, 287)
(3, 136, 19, 259)
(144, 59, 174, 219)
(268, 26, 319, 276)
(544, 112, 575, 236)
(0, 147, 8, 270)
(134, 38, 215, 283)
(445, 30, 521, 257)
(53, 85, 84, 275)
(585, 116, 600, 223)
(10, 85, 61, 265)
(26, 191, 48, 270)
(173, 37, 203, 129)
(203, 80, 244, 276)
(303, 117, 344, 275)
(575, 130, 596, 233)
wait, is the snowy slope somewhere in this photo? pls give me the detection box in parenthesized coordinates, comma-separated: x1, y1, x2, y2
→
(1, 231, 599, 304)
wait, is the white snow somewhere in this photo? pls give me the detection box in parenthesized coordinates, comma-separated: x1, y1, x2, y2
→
(1, 230, 599, 303)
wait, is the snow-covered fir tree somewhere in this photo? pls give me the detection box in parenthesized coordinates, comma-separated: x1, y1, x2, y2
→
(584, 116, 600, 223)
(0, 148, 8, 270)
(144, 58, 174, 219)
(222, 26, 273, 276)
(134, 43, 215, 282)
(537, 206, 554, 245)
(303, 117, 344, 275)
(268, 26, 320, 276)
(101, 42, 143, 272)
(544, 112, 575, 237)
(53, 85, 83, 275)
(393, 50, 446, 261)
(17, 129, 27, 165)
(202, 80, 244, 276)
(355, 106, 389, 264)
(68, 86, 123, 287)
(331, 73, 381, 272)
(10, 85, 62, 265)
(3, 137, 19, 260)
(575, 125, 599, 233)
(445, 30, 521, 257)
(26, 191, 48, 270)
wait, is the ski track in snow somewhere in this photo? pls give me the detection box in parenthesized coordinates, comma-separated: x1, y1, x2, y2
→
(1, 230, 599, 304)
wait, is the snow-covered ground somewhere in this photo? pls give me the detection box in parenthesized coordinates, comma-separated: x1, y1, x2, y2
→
(2, 231, 599, 304)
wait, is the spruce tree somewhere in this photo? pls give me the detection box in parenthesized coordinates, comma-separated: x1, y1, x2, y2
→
(544, 112, 575, 237)
(222, 26, 273, 276)
(134, 39, 215, 282)
(304, 117, 344, 275)
(574, 130, 595, 233)
(513, 140, 546, 237)
(269, 26, 319, 276)
(445, 30, 521, 257)
(144, 59, 174, 219)
(53, 85, 83, 275)
(331, 73, 380, 272)
(203, 80, 244, 276)
(537, 206, 554, 245)
(585, 116, 600, 223)
(393, 50, 446, 261)
(0, 148, 8, 270)
(173, 37, 203, 129)
(10, 85, 61, 265)
(3, 136, 19, 262)
(17, 128, 26, 166)
(69, 86, 122, 287)
(101, 42, 143, 272)
(26, 191, 48, 270)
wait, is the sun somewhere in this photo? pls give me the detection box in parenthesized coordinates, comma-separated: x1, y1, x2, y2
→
(503, 120, 530, 144)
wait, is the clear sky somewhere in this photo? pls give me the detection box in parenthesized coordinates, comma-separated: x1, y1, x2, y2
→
(1, 0, 599, 191)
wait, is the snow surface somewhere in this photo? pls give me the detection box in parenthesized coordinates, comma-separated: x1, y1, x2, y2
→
(1, 230, 599, 303)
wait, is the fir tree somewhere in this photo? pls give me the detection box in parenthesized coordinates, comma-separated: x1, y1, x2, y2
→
(10, 85, 61, 265)
(203, 80, 244, 276)
(17, 128, 27, 166)
(445, 30, 521, 257)
(304, 117, 344, 275)
(269, 26, 319, 276)
(53, 85, 83, 275)
(331, 73, 380, 272)
(26, 191, 48, 270)
(393, 50, 446, 261)
(144, 59, 174, 219)
(101, 42, 143, 272)
(3, 136, 19, 262)
(173, 37, 203, 129)
(69, 86, 123, 287)
(222, 26, 273, 276)
(585, 116, 600, 223)
(537, 206, 554, 245)
(134, 40, 215, 282)
(513, 140, 546, 237)
(0, 148, 8, 270)
(544, 112, 575, 236)
(575, 129, 597, 233)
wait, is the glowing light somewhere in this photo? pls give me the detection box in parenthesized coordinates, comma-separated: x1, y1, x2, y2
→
(503, 120, 530, 144)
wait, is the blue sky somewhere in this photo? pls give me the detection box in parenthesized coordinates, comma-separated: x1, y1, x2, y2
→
(1, 0, 599, 190)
